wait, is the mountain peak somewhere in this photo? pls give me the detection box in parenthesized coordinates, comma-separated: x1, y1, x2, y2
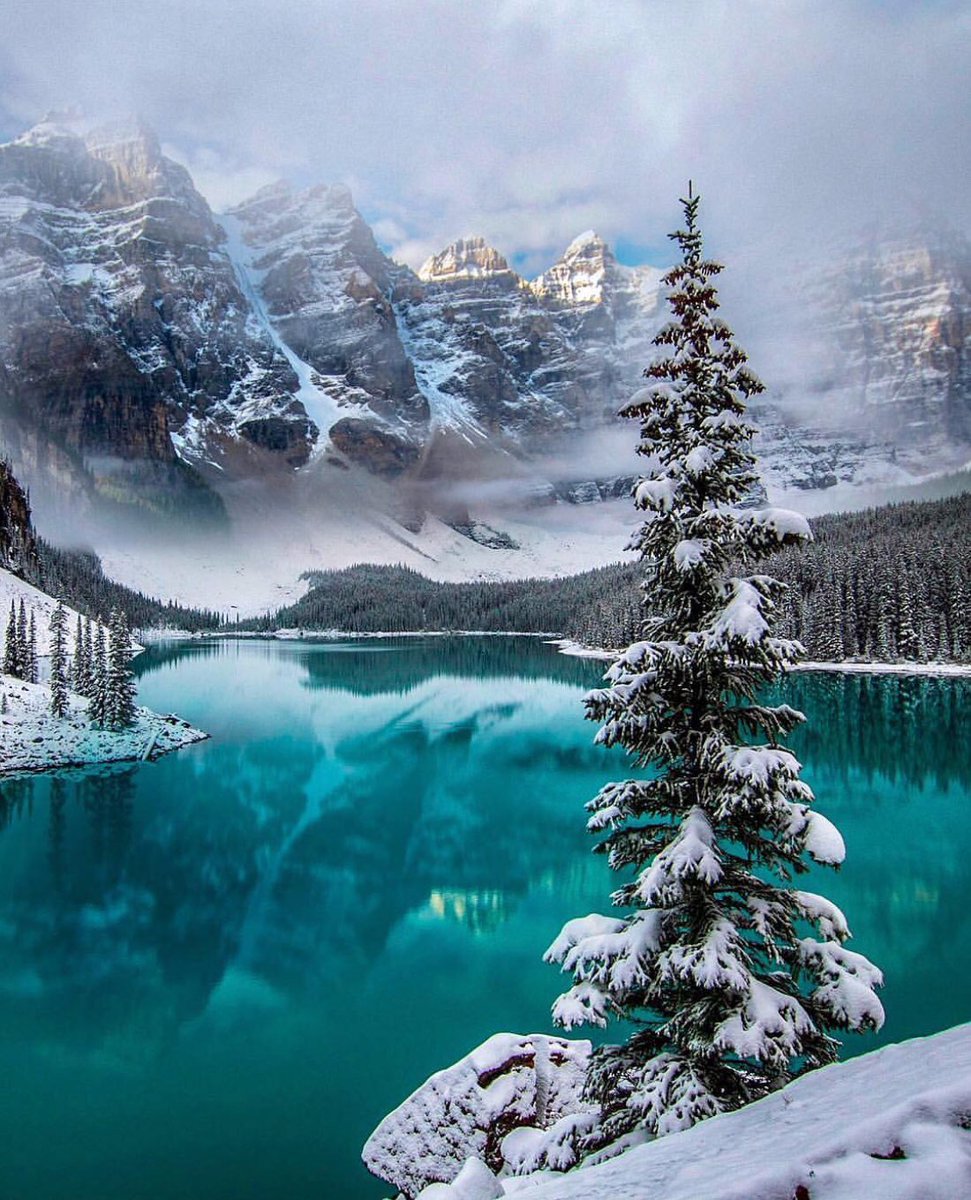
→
(564, 229, 610, 259)
(418, 236, 517, 284)
(530, 231, 617, 305)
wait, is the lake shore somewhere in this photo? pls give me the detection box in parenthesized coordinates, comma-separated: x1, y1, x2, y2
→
(136, 628, 971, 676)
(551, 638, 971, 675)
(0, 673, 208, 777)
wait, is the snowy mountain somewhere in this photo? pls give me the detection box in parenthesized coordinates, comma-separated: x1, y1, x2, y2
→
(0, 112, 969, 576)
(0, 113, 303, 523)
(223, 181, 429, 475)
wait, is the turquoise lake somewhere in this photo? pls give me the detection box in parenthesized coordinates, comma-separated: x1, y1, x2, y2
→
(0, 637, 968, 1199)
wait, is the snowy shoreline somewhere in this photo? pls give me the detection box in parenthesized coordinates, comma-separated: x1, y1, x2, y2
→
(552, 638, 971, 676)
(136, 629, 971, 676)
(0, 674, 208, 778)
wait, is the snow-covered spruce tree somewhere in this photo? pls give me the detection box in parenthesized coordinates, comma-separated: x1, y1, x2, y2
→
(106, 609, 136, 730)
(90, 623, 109, 726)
(16, 599, 28, 677)
(545, 186, 884, 1153)
(3, 601, 18, 676)
(71, 615, 85, 695)
(27, 608, 38, 683)
(49, 601, 68, 719)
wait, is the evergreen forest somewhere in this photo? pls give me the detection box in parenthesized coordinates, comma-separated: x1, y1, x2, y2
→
(258, 492, 971, 663)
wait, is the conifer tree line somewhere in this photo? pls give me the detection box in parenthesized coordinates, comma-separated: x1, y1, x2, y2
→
(3, 598, 38, 682)
(762, 493, 971, 662)
(258, 491, 970, 662)
(2, 599, 137, 728)
(33, 542, 221, 634)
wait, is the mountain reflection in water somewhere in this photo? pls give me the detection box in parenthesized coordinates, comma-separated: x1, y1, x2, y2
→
(0, 637, 967, 1200)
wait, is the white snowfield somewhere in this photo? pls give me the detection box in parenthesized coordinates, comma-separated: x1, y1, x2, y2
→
(0, 674, 207, 776)
(405, 1024, 971, 1200)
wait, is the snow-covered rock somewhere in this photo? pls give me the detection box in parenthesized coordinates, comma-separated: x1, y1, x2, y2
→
(0, 673, 207, 776)
(362, 1032, 592, 1198)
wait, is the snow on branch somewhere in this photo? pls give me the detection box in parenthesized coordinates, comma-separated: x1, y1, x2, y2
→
(715, 979, 817, 1065)
(799, 940, 886, 1031)
(635, 477, 680, 512)
(656, 916, 751, 991)
(627, 1053, 725, 1135)
(794, 891, 851, 941)
(740, 506, 813, 552)
(636, 807, 723, 905)
(551, 982, 613, 1030)
(544, 914, 628, 965)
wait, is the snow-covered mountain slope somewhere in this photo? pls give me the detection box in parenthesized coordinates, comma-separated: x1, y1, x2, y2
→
(399, 1022, 971, 1200)
(0, 565, 109, 657)
(1, 111, 969, 558)
(223, 182, 430, 475)
(96, 462, 638, 615)
(0, 112, 307, 518)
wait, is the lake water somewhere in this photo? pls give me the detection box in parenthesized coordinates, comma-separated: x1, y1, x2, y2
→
(0, 637, 968, 1200)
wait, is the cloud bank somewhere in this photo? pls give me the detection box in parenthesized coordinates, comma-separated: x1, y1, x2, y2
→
(0, 1, 966, 285)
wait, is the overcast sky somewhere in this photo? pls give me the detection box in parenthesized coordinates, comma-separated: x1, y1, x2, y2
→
(0, 0, 967, 277)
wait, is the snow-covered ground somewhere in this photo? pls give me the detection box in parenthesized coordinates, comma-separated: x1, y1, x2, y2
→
(796, 660, 971, 678)
(553, 640, 971, 676)
(396, 1023, 971, 1200)
(0, 673, 207, 776)
(97, 480, 638, 617)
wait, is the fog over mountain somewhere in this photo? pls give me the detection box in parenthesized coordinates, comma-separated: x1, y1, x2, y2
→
(0, 2, 967, 609)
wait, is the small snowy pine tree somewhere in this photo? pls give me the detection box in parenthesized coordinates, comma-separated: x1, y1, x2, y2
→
(27, 609, 37, 683)
(71, 614, 85, 695)
(106, 609, 136, 730)
(81, 617, 94, 698)
(90, 624, 109, 726)
(545, 186, 884, 1153)
(16, 599, 27, 676)
(49, 602, 68, 719)
(3, 602, 17, 676)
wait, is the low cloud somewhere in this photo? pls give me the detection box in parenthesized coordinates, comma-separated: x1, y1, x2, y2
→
(0, 0, 967, 381)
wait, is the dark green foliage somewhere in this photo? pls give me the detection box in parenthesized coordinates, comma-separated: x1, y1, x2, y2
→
(254, 561, 642, 644)
(90, 626, 108, 727)
(3, 602, 17, 676)
(106, 609, 137, 730)
(48, 601, 68, 718)
(765, 494, 971, 663)
(32, 542, 220, 633)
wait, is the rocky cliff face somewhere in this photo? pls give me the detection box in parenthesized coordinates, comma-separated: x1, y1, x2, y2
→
(0, 113, 305, 516)
(223, 182, 429, 474)
(392, 232, 665, 452)
(0, 113, 968, 531)
(811, 230, 971, 454)
(0, 458, 37, 575)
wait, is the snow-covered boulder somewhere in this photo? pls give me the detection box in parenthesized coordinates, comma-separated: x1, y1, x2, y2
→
(362, 1032, 593, 1198)
(416, 1157, 504, 1199)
